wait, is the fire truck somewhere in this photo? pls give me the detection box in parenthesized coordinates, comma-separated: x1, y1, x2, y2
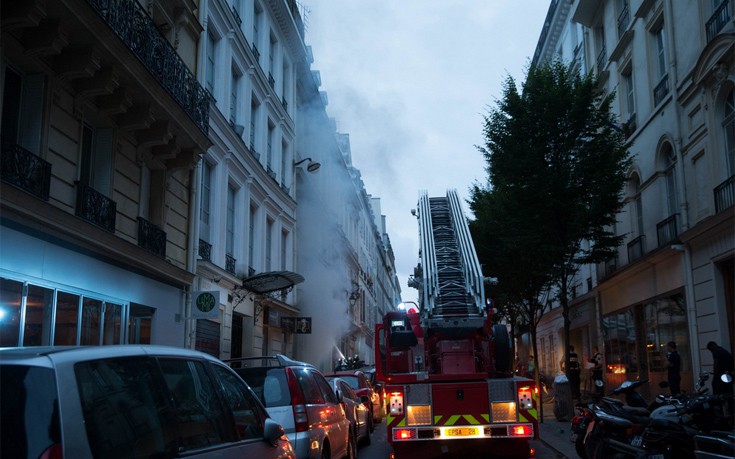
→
(374, 190, 538, 459)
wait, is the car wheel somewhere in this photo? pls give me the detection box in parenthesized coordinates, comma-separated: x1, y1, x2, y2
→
(346, 429, 357, 459)
(321, 442, 330, 459)
(362, 426, 371, 446)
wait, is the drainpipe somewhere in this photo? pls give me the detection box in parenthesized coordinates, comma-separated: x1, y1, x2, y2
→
(185, 159, 203, 349)
(666, 0, 699, 380)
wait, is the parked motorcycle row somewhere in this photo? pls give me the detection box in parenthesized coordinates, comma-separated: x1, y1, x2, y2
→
(569, 372, 734, 459)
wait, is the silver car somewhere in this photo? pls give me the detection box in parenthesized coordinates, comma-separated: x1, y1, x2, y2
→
(326, 377, 372, 448)
(227, 355, 353, 459)
(0, 345, 295, 459)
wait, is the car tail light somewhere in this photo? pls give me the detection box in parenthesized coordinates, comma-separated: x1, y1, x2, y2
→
(39, 444, 63, 459)
(285, 368, 309, 432)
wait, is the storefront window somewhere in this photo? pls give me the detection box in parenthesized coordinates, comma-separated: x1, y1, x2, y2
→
(80, 297, 102, 345)
(24, 284, 54, 345)
(103, 302, 122, 344)
(0, 278, 23, 346)
(602, 309, 638, 375)
(644, 292, 689, 373)
(54, 292, 80, 345)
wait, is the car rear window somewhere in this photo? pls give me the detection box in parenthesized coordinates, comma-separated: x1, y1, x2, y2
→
(234, 367, 291, 407)
(1, 365, 60, 459)
(293, 368, 325, 404)
(339, 375, 361, 390)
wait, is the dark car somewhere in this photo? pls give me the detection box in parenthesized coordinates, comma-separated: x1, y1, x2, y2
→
(0, 345, 295, 459)
(326, 376, 371, 448)
(226, 355, 352, 459)
(324, 370, 382, 430)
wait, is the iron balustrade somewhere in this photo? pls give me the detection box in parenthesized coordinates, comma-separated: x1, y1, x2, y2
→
(86, 0, 210, 135)
(281, 96, 288, 111)
(231, 5, 242, 26)
(0, 138, 51, 201)
(226, 253, 236, 274)
(137, 217, 167, 257)
(75, 182, 117, 232)
(656, 214, 679, 248)
(597, 45, 607, 74)
(268, 73, 275, 89)
(199, 239, 212, 261)
(654, 74, 670, 106)
(252, 44, 260, 61)
(714, 175, 735, 212)
(627, 235, 646, 263)
(706, 0, 731, 42)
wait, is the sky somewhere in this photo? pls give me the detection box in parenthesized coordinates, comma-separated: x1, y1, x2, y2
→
(303, 1, 552, 303)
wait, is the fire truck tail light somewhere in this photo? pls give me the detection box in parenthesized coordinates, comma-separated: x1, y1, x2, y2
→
(491, 402, 516, 423)
(517, 386, 534, 410)
(511, 425, 531, 437)
(393, 428, 417, 441)
(389, 391, 404, 415)
(406, 405, 431, 425)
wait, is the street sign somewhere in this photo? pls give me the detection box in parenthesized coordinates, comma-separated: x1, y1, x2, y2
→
(296, 317, 311, 334)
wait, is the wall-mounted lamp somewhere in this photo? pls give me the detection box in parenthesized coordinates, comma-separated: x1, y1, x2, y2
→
(294, 157, 321, 173)
(349, 291, 360, 306)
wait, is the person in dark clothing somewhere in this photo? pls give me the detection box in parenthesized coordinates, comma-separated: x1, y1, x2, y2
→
(590, 347, 604, 395)
(707, 341, 734, 415)
(568, 345, 581, 399)
(666, 341, 681, 396)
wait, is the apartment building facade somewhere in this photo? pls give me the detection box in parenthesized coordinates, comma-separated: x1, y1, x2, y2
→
(531, 0, 734, 396)
(0, 0, 211, 347)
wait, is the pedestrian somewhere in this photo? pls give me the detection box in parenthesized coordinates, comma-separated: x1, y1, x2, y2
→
(706, 341, 734, 415)
(527, 355, 535, 378)
(590, 346, 603, 395)
(665, 341, 681, 396)
(568, 345, 581, 399)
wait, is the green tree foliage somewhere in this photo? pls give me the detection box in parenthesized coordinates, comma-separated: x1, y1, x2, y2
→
(470, 59, 632, 390)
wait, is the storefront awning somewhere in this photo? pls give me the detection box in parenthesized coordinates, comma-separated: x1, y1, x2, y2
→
(241, 271, 305, 294)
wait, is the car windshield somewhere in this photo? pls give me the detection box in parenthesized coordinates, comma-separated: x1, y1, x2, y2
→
(338, 375, 361, 390)
(234, 367, 291, 407)
(1, 365, 60, 459)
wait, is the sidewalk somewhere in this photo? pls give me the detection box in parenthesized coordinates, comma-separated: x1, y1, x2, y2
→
(536, 402, 579, 458)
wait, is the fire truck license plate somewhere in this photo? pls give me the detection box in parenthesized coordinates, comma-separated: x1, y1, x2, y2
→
(445, 428, 478, 437)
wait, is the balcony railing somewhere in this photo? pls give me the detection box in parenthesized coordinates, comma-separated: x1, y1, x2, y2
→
(627, 235, 646, 263)
(617, 2, 630, 38)
(714, 175, 735, 212)
(75, 182, 116, 232)
(1, 138, 51, 201)
(706, 0, 731, 42)
(231, 5, 242, 26)
(654, 74, 670, 106)
(656, 214, 678, 248)
(623, 112, 637, 139)
(602, 255, 618, 278)
(281, 96, 288, 111)
(199, 239, 212, 261)
(86, 0, 210, 135)
(251, 44, 260, 61)
(137, 217, 166, 257)
(226, 253, 236, 274)
(268, 72, 275, 89)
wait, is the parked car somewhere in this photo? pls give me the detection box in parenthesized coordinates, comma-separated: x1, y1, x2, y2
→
(0, 345, 295, 459)
(365, 367, 386, 416)
(324, 370, 382, 430)
(226, 355, 353, 459)
(326, 376, 371, 448)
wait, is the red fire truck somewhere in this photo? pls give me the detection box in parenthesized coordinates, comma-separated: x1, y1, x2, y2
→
(374, 190, 538, 459)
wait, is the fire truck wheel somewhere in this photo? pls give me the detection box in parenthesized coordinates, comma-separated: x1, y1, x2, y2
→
(492, 324, 512, 372)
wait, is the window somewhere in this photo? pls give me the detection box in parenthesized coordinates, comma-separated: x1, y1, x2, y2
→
(54, 292, 80, 345)
(662, 144, 677, 216)
(248, 204, 257, 271)
(80, 124, 113, 194)
(250, 97, 259, 153)
(0, 279, 23, 347)
(80, 297, 102, 345)
(723, 88, 735, 176)
(227, 185, 236, 256)
(128, 303, 153, 344)
(602, 309, 638, 375)
(265, 219, 273, 271)
(253, 3, 262, 53)
(643, 293, 689, 373)
(281, 229, 288, 271)
(206, 30, 217, 94)
(269, 33, 277, 76)
(1, 66, 44, 154)
(654, 26, 667, 80)
(200, 161, 212, 241)
(230, 68, 240, 124)
(280, 139, 288, 186)
(294, 369, 325, 404)
(267, 121, 274, 169)
(212, 365, 266, 440)
(622, 68, 635, 118)
(631, 175, 644, 237)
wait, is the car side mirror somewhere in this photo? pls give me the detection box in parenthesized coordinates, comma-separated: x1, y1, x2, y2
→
(360, 395, 370, 404)
(264, 418, 286, 446)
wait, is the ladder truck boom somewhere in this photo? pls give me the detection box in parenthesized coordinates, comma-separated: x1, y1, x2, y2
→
(375, 190, 538, 459)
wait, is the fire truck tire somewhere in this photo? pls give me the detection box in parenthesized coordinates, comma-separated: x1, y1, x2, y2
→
(492, 324, 512, 372)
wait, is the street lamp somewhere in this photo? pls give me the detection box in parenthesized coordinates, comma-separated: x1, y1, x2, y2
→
(349, 291, 360, 306)
(294, 157, 321, 173)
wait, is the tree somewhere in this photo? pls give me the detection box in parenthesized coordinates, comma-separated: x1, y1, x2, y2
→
(470, 59, 632, 401)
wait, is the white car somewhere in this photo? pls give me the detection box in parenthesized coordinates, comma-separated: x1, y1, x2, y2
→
(0, 345, 295, 459)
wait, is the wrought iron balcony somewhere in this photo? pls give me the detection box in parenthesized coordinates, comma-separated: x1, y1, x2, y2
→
(199, 238, 212, 261)
(267, 166, 277, 181)
(86, 0, 210, 135)
(656, 214, 678, 248)
(654, 74, 670, 106)
(252, 44, 260, 61)
(596, 45, 607, 74)
(714, 175, 734, 212)
(226, 253, 236, 274)
(75, 182, 116, 232)
(707, 0, 730, 42)
(281, 96, 288, 111)
(137, 217, 166, 257)
(0, 138, 51, 201)
(627, 235, 646, 263)
(231, 5, 242, 26)
(268, 72, 275, 89)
